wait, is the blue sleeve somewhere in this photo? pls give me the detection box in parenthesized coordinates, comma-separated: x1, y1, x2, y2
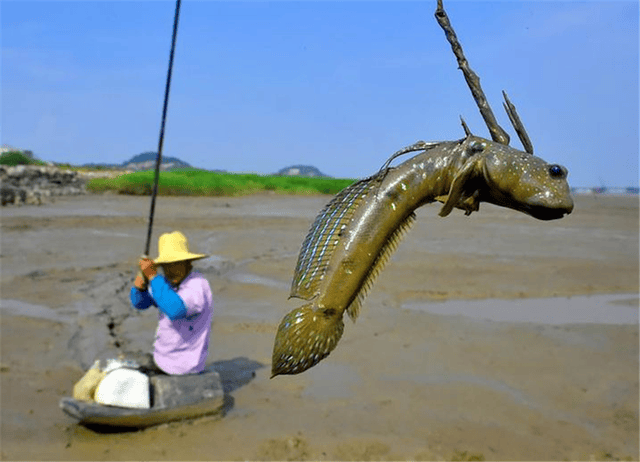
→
(149, 275, 187, 321)
(130, 287, 155, 310)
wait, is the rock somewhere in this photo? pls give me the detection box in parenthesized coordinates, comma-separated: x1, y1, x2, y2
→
(0, 165, 87, 206)
(1, 185, 21, 206)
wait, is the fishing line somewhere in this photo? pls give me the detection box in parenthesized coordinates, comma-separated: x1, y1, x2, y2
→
(144, 0, 182, 256)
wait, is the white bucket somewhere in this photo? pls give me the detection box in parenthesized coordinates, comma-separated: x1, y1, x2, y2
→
(95, 368, 150, 409)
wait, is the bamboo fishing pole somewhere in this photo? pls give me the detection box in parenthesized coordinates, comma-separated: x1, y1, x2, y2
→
(144, 0, 182, 258)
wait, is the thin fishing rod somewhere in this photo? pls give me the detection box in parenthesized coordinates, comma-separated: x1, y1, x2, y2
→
(144, 0, 182, 256)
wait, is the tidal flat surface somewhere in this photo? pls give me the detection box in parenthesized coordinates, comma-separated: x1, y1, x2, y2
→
(1, 193, 638, 460)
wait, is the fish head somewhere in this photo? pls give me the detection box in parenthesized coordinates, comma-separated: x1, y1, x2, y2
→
(442, 136, 573, 220)
(271, 304, 344, 377)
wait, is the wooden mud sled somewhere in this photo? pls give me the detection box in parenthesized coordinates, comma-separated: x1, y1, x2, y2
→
(60, 367, 224, 429)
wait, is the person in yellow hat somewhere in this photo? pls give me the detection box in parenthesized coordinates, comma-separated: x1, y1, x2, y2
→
(130, 231, 213, 375)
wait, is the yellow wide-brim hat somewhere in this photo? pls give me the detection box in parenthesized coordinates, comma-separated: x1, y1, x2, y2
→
(154, 231, 208, 264)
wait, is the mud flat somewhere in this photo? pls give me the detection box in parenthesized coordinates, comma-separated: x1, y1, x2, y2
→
(1, 193, 638, 460)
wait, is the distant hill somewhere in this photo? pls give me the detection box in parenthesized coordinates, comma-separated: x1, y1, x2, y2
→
(82, 151, 191, 171)
(82, 156, 330, 177)
(125, 152, 190, 166)
(122, 152, 191, 171)
(276, 165, 329, 177)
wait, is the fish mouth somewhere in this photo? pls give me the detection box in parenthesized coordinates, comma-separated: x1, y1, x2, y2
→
(527, 206, 572, 221)
(526, 193, 574, 220)
(483, 191, 574, 221)
(520, 201, 573, 220)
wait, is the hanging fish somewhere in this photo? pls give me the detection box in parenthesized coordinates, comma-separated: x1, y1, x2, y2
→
(271, 137, 573, 377)
(271, 0, 574, 377)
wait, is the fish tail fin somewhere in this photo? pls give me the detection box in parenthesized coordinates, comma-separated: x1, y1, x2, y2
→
(271, 303, 344, 378)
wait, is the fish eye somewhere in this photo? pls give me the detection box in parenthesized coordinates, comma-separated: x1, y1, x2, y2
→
(548, 164, 566, 179)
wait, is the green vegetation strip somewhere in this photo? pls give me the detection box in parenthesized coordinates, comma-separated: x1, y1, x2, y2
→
(86, 169, 357, 196)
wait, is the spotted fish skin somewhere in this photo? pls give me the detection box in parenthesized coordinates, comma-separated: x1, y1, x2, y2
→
(271, 136, 573, 377)
(271, 304, 344, 376)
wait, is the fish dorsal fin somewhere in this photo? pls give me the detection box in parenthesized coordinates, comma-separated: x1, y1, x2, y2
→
(290, 177, 378, 300)
(345, 212, 416, 322)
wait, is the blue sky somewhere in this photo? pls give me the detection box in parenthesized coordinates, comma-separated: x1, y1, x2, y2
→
(2, 1, 638, 188)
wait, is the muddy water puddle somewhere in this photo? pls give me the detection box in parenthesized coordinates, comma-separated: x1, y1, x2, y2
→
(1, 299, 78, 323)
(402, 293, 638, 325)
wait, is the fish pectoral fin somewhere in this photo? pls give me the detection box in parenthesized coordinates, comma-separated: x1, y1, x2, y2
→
(461, 191, 481, 216)
(435, 193, 478, 214)
(439, 158, 482, 217)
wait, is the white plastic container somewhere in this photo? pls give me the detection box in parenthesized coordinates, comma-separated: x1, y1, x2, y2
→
(95, 368, 151, 409)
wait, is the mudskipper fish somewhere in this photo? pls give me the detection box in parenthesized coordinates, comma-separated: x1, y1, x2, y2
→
(271, 0, 574, 377)
(271, 137, 573, 377)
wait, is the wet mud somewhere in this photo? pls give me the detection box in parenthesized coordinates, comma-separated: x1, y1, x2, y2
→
(1, 193, 638, 460)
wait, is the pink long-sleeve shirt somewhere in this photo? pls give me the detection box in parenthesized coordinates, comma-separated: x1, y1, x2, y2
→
(131, 271, 213, 374)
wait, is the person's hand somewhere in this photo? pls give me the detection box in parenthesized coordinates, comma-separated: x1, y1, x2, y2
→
(139, 258, 158, 280)
(134, 272, 148, 290)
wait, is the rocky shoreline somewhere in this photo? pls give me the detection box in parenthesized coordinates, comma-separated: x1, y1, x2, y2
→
(0, 165, 126, 206)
